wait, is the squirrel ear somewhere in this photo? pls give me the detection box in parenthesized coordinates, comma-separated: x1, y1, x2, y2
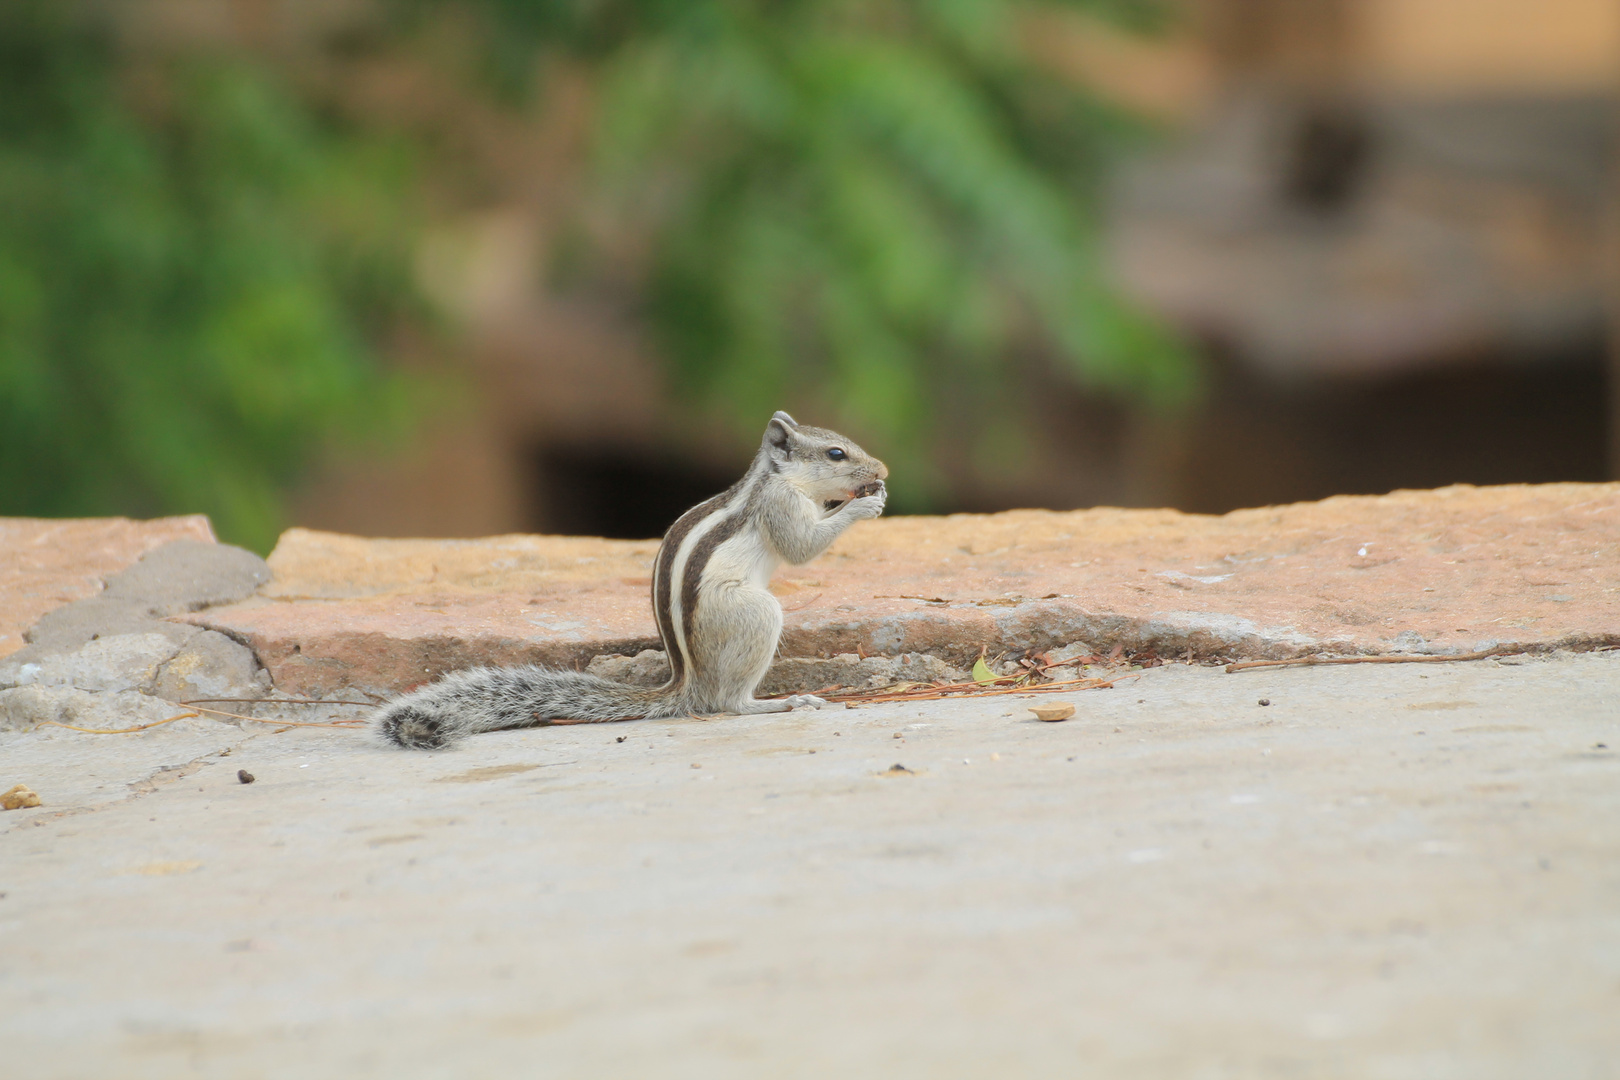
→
(764, 413, 795, 452)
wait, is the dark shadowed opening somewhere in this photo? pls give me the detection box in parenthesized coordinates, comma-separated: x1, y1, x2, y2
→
(531, 446, 742, 540)
(1169, 342, 1607, 514)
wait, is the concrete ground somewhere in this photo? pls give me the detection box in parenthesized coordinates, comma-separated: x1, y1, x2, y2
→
(3, 652, 1618, 1079)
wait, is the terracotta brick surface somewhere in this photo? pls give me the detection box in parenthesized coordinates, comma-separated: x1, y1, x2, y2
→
(0, 516, 216, 658)
(181, 484, 1620, 698)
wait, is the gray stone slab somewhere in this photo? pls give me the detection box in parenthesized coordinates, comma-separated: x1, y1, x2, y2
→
(0, 515, 216, 659)
(2, 541, 272, 711)
(97, 539, 271, 614)
(1, 653, 1616, 1077)
(22, 539, 268, 653)
(0, 632, 185, 696)
(152, 629, 272, 702)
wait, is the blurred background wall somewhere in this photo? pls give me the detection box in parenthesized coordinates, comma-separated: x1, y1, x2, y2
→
(3, 0, 1616, 548)
(1106, 0, 1620, 512)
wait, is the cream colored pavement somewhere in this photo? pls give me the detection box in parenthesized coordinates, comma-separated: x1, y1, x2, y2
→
(2, 653, 1618, 1079)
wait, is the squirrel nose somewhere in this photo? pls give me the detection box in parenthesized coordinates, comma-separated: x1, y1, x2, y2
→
(874, 462, 889, 480)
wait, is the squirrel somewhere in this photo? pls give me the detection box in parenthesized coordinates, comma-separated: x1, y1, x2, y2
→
(377, 411, 888, 749)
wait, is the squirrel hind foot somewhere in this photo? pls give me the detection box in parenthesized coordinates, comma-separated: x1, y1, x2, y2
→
(381, 705, 450, 750)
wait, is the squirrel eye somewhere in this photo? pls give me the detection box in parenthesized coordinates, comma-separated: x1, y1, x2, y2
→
(827, 447, 847, 461)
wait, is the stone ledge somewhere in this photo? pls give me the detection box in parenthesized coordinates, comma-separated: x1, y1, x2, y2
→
(175, 482, 1618, 698)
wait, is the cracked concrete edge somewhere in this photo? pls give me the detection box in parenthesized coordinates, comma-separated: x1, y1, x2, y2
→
(786, 599, 1619, 667)
(186, 599, 1620, 702)
(40, 593, 1620, 707)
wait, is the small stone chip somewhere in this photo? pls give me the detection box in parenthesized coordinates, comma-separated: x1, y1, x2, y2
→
(237, 770, 255, 785)
(1, 784, 41, 810)
(1258, 699, 1271, 707)
(1030, 703, 1075, 722)
(884, 763, 913, 776)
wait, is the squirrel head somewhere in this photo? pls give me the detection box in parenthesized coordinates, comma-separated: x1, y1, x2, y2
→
(763, 411, 887, 512)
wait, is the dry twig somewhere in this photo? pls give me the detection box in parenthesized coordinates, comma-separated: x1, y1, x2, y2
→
(1225, 648, 1519, 674)
(819, 672, 1126, 705)
(43, 711, 200, 735)
(183, 703, 369, 728)
(183, 697, 377, 707)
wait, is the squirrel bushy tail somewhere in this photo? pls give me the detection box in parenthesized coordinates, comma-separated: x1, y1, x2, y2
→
(376, 666, 677, 749)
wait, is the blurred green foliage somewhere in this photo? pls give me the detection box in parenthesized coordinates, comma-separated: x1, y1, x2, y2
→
(0, 4, 424, 551)
(419, 0, 1196, 495)
(1, 0, 1191, 545)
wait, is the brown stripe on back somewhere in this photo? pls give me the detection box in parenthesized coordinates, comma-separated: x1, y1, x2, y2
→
(653, 486, 736, 684)
(679, 480, 768, 658)
(679, 508, 749, 659)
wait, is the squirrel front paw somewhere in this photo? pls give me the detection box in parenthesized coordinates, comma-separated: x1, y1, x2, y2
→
(846, 485, 887, 519)
(782, 694, 832, 710)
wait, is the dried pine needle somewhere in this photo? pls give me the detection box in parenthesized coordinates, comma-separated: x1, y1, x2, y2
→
(43, 711, 200, 735)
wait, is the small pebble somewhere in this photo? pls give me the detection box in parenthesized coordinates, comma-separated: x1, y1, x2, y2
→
(1, 784, 42, 810)
(885, 763, 913, 775)
(1258, 699, 1271, 707)
(616, 736, 627, 743)
(237, 770, 255, 785)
